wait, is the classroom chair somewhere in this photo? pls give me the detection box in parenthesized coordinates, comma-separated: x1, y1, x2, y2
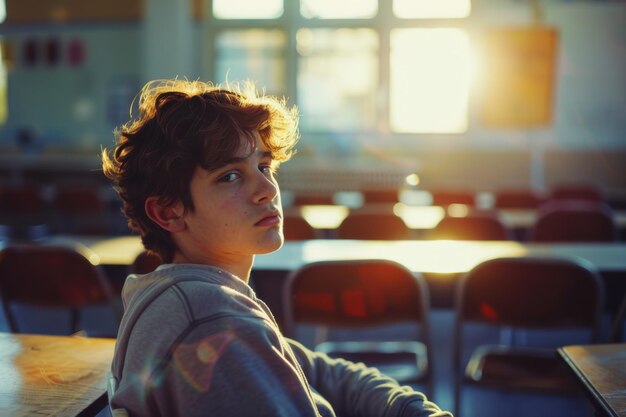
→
(283, 213, 318, 240)
(282, 259, 433, 395)
(337, 212, 412, 240)
(428, 212, 513, 241)
(0, 244, 122, 336)
(529, 200, 618, 242)
(453, 257, 604, 416)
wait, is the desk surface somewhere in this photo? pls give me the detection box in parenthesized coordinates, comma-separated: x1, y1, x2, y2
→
(50, 235, 626, 274)
(558, 344, 626, 417)
(0, 333, 115, 417)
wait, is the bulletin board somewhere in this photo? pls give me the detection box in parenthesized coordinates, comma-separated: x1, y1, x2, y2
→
(480, 26, 559, 128)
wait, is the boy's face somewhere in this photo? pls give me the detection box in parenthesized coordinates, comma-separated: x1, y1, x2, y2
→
(171, 133, 284, 268)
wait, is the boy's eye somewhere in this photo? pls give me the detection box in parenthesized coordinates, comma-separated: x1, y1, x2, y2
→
(260, 164, 276, 176)
(219, 172, 240, 182)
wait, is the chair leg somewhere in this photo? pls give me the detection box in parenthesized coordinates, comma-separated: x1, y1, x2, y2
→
(70, 308, 80, 334)
(1, 301, 19, 332)
(453, 377, 462, 417)
(609, 294, 626, 342)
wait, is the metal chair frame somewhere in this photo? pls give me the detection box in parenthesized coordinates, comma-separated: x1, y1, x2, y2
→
(453, 256, 605, 415)
(282, 259, 433, 395)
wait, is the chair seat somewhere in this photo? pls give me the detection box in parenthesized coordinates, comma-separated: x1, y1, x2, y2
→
(317, 341, 429, 384)
(465, 345, 581, 395)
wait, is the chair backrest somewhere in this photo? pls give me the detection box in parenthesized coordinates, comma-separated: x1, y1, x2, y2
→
(530, 201, 618, 242)
(292, 193, 335, 206)
(0, 183, 49, 239)
(431, 189, 476, 207)
(283, 214, 318, 240)
(54, 184, 104, 214)
(283, 259, 430, 335)
(453, 256, 604, 382)
(0, 244, 119, 334)
(494, 188, 547, 209)
(362, 189, 399, 205)
(130, 250, 163, 275)
(52, 184, 107, 234)
(550, 183, 605, 202)
(337, 212, 412, 240)
(456, 257, 604, 335)
(0, 183, 46, 215)
(428, 213, 512, 241)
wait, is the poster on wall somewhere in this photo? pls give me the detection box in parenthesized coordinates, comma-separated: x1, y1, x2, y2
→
(479, 26, 558, 128)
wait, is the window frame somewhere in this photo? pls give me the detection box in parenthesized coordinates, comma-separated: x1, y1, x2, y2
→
(202, 0, 473, 137)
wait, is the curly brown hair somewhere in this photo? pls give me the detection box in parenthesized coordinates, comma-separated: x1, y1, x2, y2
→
(102, 79, 299, 263)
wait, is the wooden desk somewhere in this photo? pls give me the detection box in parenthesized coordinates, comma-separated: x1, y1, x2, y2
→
(558, 344, 626, 417)
(0, 333, 115, 417)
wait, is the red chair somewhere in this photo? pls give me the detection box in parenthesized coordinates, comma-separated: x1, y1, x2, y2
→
(292, 193, 335, 206)
(0, 244, 122, 336)
(428, 212, 512, 241)
(453, 257, 604, 415)
(283, 259, 433, 394)
(53, 184, 107, 234)
(494, 188, 547, 209)
(362, 189, 399, 205)
(0, 183, 49, 239)
(431, 189, 476, 207)
(283, 214, 318, 241)
(550, 183, 605, 202)
(337, 212, 412, 240)
(529, 201, 618, 242)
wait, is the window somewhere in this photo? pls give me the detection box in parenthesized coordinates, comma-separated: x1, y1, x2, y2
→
(297, 28, 378, 131)
(215, 30, 286, 95)
(393, 0, 471, 19)
(208, 0, 473, 134)
(390, 29, 472, 133)
(300, 0, 377, 19)
(212, 0, 283, 19)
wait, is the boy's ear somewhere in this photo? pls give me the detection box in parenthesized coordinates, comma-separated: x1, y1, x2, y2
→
(145, 196, 185, 232)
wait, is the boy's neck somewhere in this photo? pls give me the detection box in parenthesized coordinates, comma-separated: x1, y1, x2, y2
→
(172, 252, 253, 284)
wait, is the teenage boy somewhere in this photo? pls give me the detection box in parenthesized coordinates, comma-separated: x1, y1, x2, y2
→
(103, 79, 452, 417)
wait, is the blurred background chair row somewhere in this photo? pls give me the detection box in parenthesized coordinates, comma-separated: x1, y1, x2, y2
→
(1, 180, 622, 241)
(281, 256, 610, 416)
(0, 242, 623, 416)
(0, 181, 127, 240)
(288, 181, 617, 209)
(284, 200, 620, 242)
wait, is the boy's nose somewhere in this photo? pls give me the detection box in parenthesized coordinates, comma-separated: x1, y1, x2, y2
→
(253, 173, 279, 203)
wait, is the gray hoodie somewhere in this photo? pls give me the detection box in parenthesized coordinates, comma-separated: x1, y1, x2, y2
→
(108, 264, 452, 417)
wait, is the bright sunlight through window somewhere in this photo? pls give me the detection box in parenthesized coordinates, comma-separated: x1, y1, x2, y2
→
(213, 0, 283, 19)
(215, 30, 286, 95)
(390, 28, 473, 133)
(301, 0, 377, 19)
(394, 0, 471, 19)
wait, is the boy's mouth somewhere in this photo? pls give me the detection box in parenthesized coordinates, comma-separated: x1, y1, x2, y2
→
(255, 212, 281, 227)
